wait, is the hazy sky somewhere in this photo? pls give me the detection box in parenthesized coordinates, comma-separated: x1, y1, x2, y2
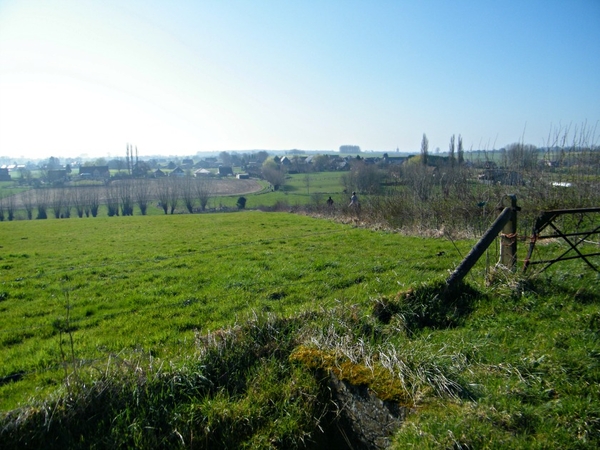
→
(1, 0, 599, 160)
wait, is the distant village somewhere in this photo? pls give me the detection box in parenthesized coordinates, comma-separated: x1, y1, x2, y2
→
(0, 148, 414, 186)
(1, 142, 596, 189)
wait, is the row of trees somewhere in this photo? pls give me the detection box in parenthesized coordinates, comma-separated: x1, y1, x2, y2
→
(0, 177, 215, 221)
(420, 133, 465, 167)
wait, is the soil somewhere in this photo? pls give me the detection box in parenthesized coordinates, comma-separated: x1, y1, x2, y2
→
(314, 373, 410, 449)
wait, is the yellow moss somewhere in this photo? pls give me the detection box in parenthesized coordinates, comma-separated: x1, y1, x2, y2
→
(290, 345, 412, 406)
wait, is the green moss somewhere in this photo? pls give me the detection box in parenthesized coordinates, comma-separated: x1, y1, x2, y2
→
(290, 345, 412, 405)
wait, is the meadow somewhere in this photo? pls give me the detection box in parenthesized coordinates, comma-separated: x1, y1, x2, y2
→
(0, 212, 469, 411)
(1, 184, 599, 447)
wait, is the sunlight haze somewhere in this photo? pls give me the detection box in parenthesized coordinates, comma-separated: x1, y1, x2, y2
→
(1, 0, 599, 160)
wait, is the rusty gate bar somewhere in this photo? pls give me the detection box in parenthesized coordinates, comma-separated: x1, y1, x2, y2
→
(523, 207, 600, 273)
(525, 252, 600, 266)
(535, 230, 600, 240)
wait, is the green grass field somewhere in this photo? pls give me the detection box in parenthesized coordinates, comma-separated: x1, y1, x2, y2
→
(0, 212, 470, 410)
(0, 182, 27, 199)
(1, 210, 599, 448)
(215, 171, 347, 210)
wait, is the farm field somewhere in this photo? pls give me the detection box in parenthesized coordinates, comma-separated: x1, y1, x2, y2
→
(0, 211, 469, 410)
(1, 210, 599, 448)
(0, 172, 347, 219)
(244, 171, 348, 209)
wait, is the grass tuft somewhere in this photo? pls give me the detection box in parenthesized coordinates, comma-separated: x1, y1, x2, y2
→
(372, 279, 482, 333)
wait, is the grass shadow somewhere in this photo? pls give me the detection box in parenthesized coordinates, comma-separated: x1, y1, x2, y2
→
(372, 280, 482, 335)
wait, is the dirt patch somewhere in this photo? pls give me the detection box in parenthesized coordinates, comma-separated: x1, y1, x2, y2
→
(324, 373, 409, 449)
(207, 178, 263, 195)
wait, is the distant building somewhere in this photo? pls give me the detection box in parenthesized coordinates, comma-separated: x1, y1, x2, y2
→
(218, 166, 234, 176)
(194, 168, 211, 177)
(169, 166, 185, 177)
(47, 169, 68, 183)
(0, 168, 11, 181)
(383, 155, 408, 165)
(198, 157, 218, 168)
(79, 166, 110, 180)
(236, 173, 249, 179)
(243, 162, 262, 177)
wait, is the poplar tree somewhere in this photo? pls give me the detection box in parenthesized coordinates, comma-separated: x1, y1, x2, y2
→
(420, 133, 429, 166)
(449, 135, 456, 168)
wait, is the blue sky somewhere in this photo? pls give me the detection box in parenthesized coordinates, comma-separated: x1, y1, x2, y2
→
(1, 0, 599, 160)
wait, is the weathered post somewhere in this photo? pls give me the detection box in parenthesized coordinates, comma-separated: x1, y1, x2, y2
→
(499, 194, 518, 270)
(446, 195, 519, 288)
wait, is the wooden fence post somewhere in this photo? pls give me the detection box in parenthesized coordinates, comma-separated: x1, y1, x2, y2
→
(499, 194, 518, 270)
(446, 195, 519, 288)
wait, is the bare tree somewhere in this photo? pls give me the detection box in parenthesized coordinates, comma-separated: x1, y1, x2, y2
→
(341, 160, 382, 195)
(404, 163, 433, 201)
(262, 158, 286, 190)
(35, 189, 49, 219)
(50, 189, 65, 219)
(507, 142, 538, 171)
(86, 187, 100, 217)
(105, 184, 120, 216)
(118, 180, 134, 216)
(0, 196, 15, 221)
(168, 178, 180, 214)
(22, 189, 35, 220)
(219, 151, 232, 166)
(72, 187, 86, 218)
(181, 177, 196, 213)
(304, 165, 312, 196)
(157, 177, 171, 214)
(4, 194, 16, 220)
(62, 188, 72, 218)
(194, 176, 214, 211)
(126, 144, 132, 176)
(134, 179, 152, 215)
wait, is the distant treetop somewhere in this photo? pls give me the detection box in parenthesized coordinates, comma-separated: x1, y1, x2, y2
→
(339, 145, 361, 154)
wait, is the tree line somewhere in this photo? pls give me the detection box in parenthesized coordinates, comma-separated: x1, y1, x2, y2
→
(333, 130, 600, 238)
(0, 177, 215, 221)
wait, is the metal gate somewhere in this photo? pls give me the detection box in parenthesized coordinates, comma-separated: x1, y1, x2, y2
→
(523, 207, 600, 273)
